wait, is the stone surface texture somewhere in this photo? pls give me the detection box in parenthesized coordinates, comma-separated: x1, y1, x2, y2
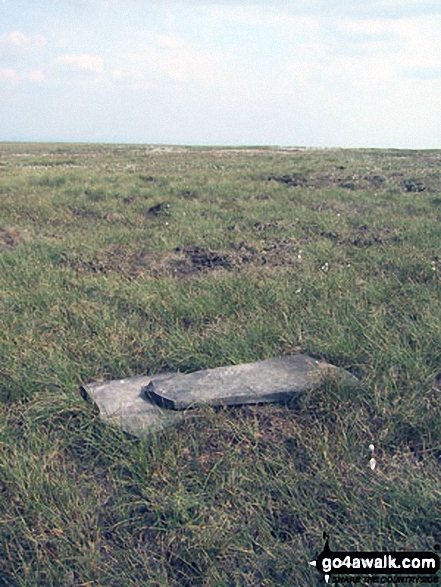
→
(142, 354, 359, 410)
(81, 373, 184, 436)
(81, 354, 360, 437)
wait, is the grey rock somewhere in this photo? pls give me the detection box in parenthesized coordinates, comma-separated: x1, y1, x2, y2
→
(81, 354, 361, 437)
(81, 373, 185, 436)
(143, 354, 360, 411)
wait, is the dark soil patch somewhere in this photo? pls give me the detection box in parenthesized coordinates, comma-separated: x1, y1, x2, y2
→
(267, 173, 308, 187)
(172, 247, 233, 275)
(403, 179, 426, 193)
(139, 175, 156, 183)
(118, 247, 238, 279)
(266, 172, 368, 190)
(319, 230, 339, 241)
(341, 180, 358, 190)
(148, 241, 298, 277)
(146, 202, 171, 217)
(266, 170, 440, 192)
(185, 247, 231, 270)
(0, 226, 22, 248)
(60, 237, 304, 280)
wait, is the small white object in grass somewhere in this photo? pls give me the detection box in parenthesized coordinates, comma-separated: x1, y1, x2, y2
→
(321, 262, 329, 272)
(369, 444, 376, 470)
(295, 288, 302, 294)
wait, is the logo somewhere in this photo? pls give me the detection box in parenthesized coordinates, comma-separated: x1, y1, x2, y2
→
(310, 533, 440, 584)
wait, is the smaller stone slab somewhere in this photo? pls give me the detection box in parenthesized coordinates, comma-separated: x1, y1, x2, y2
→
(81, 373, 184, 436)
(142, 354, 360, 410)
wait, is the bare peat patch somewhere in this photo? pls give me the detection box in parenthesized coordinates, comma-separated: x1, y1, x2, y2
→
(266, 170, 441, 192)
(145, 202, 171, 217)
(0, 226, 23, 249)
(143, 242, 294, 278)
(138, 175, 156, 183)
(267, 173, 309, 187)
(402, 178, 426, 193)
(168, 247, 235, 276)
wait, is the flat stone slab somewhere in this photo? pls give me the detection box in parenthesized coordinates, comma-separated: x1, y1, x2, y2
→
(81, 354, 361, 436)
(142, 354, 360, 411)
(81, 373, 185, 436)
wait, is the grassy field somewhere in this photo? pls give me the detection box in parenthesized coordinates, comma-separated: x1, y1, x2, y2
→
(1, 142, 440, 586)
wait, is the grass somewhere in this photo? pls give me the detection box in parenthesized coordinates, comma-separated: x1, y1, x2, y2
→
(0, 142, 440, 586)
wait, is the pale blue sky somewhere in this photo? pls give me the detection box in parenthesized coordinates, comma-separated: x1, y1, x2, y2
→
(0, 0, 440, 147)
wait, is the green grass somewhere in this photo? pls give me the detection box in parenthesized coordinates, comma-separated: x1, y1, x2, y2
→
(1, 143, 440, 586)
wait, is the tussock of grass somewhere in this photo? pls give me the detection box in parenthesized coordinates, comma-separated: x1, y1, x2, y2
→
(1, 143, 440, 585)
